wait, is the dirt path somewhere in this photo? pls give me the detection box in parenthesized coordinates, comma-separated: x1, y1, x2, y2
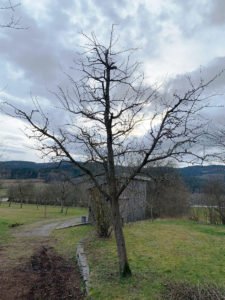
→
(16, 217, 84, 237)
(0, 217, 86, 300)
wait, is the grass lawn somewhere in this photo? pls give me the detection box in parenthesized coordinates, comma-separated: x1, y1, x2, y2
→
(0, 203, 87, 244)
(53, 225, 94, 259)
(2, 203, 224, 299)
(82, 219, 225, 299)
(0, 188, 7, 197)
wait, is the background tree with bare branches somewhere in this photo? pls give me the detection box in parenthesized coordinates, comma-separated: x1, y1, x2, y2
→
(5, 28, 220, 277)
(0, 0, 22, 29)
(203, 178, 225, 225)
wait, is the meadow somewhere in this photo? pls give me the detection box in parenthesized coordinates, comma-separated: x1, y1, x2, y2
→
(54, 218, 225, 299)
(1, 203, 225, 299)
(0, 202, 87, 244)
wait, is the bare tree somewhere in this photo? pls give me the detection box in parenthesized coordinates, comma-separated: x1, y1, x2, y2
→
(5, 28, 220, 277)
(8, 181, 34, 208)
(146, 167, 189, 219)
(203, 178, 225, 225)
(0, 0, 22, 29)
(53, 180, 71, 214)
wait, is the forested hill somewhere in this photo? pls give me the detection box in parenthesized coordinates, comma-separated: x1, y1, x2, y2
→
(0, 161, 225, 191)
(179, 165, 225, 177)
(178, 165, 225, 192)
(0, 161, 81, 180)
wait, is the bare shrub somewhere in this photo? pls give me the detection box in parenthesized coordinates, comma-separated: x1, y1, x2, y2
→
(203, 179, 225, 225)
(189, 207, 200, 222)
(163, 281, 225, 300)
(8, 182, 34, 208)
(146, 168, 189, 219)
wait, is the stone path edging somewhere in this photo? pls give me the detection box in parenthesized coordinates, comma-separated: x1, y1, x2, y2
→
(76, 240, 90, 295)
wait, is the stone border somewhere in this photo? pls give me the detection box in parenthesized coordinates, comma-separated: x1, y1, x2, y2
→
(76, 240, 90, 295)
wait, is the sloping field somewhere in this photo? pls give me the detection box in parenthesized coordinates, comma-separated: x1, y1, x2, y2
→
(83, 219, 225, 299)
(0, 203, 87, 243)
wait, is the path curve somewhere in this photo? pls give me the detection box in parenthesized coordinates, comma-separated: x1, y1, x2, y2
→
(15, 216, 85, 237)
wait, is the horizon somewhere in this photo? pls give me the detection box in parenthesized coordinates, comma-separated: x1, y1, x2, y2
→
(1, 159, 225, 169)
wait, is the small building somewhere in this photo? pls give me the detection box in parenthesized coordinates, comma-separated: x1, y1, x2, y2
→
(88, 175, 152, 224)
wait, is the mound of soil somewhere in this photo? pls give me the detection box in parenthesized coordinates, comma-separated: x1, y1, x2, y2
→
(0, 246, 84, 300)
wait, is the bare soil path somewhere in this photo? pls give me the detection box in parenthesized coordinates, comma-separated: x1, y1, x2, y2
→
(0, 217, 86, 300)
(16, 216, 83, 237)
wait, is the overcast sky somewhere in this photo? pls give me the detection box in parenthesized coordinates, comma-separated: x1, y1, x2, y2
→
(0, 0, 225, 162)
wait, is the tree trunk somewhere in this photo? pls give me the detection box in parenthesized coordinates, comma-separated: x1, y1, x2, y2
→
(60, 199, 64, 213)
(65, 206, 68, 215)
(218, 208, 225, 225)
(111, 197, 132, 277)
(44, 202, 47, 218)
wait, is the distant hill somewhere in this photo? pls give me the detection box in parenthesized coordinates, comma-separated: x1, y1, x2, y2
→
(0, 161, 225, 191)
(178, 165, 225, 192)
(0, 160, 81, 181)
(179, 165, 225, 177)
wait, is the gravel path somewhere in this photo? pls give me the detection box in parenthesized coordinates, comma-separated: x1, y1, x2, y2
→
(16, 216, 87, 237)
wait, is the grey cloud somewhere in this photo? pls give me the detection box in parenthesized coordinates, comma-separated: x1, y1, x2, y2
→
(162, 57, 225, 130)
(1, 0, 225, 162)
(1, 133, 22, 141)
(0, 0, 163, 113)
(2, 147, 25, 154)
(166, 57, 225, 94)
(0, 19, 72, 86)
(204, 0, 225, 26)
(169, 0, 225, 37)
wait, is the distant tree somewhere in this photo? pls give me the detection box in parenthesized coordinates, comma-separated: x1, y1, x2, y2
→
(71, 181, 89, 207)
(8, 182, 34, 208)
(48, 171, 87, 213)
(6, 28, 221, 277)
(0, 182, 2, 205)
(34, 185, 53, 217)
(52, 180, 71, 214)
(146, 166, 189, 219)
(203, 178, 225, 224)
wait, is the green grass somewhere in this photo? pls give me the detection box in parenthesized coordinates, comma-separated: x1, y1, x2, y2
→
(83, 219, 225, 299)
(0, 188, 7, 197)
(2, 203, 224, 299)
(52, 225, 94, 259)
(0, 203, 87, 244)
(0, 219, 10, 243)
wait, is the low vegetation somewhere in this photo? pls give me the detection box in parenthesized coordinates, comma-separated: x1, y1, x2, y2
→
(72, 219, 225, 299)
(53, 225, 93, 259)
(1, 201, 225, 299)
(163, 281, 225, 300)
(0, 202, 87, 244)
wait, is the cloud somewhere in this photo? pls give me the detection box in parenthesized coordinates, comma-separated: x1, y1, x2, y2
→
(0, 0, 225, 161)
(165, 57, 225, 97)
(0, 113, 41, 161)
(204, 0, 225, 26)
